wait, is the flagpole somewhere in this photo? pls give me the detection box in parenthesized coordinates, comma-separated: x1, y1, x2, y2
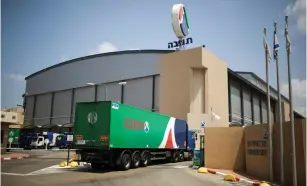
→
(274, 22, 284, 185)
(264, 27, 273, 182)
(285, 15, 297, 186)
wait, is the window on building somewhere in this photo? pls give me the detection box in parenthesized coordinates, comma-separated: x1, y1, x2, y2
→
(230, 83, 242, 124)
(1, 114, 5, 118)
(253, 94, 261, 124)
(12, 116, 16, 120)
(243, 89, 252, 125)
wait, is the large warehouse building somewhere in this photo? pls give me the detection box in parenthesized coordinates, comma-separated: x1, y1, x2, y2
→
(23, 47, 305, 134)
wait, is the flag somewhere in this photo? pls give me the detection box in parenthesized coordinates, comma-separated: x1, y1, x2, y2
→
(285, 20, 291, 54)
(273, 29, 279, 60)
(263, 29, 272, 62)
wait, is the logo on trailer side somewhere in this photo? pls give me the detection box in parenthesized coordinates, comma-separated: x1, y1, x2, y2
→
(88, 112, 98, 124)
(123, 118, 150, 133)
(144, 121, 150, 133)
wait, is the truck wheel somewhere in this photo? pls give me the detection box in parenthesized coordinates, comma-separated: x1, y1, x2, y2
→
(91, 163, 102, 171)
(179, 151, 184, 162)
(131, 151, 141, 168)
(140, 151, 149, 167)
(172, 151, 179, 163)
(120, 153, 131, 171)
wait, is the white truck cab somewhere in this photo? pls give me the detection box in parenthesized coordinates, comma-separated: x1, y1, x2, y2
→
(31, 135, 45, 148)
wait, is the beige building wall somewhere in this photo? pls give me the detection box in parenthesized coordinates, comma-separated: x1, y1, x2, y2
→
(205, 127, 245, 171)
(1, 108, 24, 128)
(1, 123, 9, 153)
(159, 47, 229, 149)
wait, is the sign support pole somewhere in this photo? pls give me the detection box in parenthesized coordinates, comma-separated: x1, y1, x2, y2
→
(67, 143, 70, 167)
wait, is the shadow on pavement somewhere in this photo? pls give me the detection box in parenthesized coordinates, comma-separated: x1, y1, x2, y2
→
(66, 160, 191, 174)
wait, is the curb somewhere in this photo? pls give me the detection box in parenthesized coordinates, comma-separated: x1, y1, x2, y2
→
(1, 155, 32, 161)
(196, 167, 263, 186)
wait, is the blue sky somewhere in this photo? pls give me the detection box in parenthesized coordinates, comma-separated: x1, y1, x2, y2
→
(1, 0, 306, 115)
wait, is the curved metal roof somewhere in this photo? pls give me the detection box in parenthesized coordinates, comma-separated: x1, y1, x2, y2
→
(25, 49, 174, 80)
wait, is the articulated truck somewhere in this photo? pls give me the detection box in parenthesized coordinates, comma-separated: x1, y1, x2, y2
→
(74, 101, 195, 171)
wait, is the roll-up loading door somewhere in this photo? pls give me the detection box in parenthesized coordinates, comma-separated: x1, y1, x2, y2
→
(52, 90, 73, 126)
(34, 93, 52, 127)
(124, 77, 153, 110)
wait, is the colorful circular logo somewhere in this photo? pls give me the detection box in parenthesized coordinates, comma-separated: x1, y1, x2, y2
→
(171, 4, 190, 39)
(144, 121, 150, 133)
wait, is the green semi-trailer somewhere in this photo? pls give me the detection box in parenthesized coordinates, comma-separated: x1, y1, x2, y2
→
(74, 101, 195, 171)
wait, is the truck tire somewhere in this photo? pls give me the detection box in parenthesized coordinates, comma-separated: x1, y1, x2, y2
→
(91, 163, 102, 171)
(179, 151, 184, 162)
(131, 151, 141, 168)
(172, 151, 179, 163)
(140, 151, 149, 167)
(120, 153, 131, 171)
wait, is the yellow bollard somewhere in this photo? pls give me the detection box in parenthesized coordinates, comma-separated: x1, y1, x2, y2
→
(69, 161, 79, 167)
(259, 183, 270, 186)
(223, 174, 236, 182)
(59, 161, 67, 167)
(197, 167, 208, 173)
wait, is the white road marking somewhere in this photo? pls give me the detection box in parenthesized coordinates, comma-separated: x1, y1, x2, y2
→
(26, 165, 63, 175)
(1, 172, 27, 176)
(173, 165, 188, 169)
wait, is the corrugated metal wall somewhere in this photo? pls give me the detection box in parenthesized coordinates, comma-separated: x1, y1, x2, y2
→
(34, 93, 52, 126)
(23, 52, 279, 129)
(25, 74, 277, 128)
(124, 77, 153, 110)
(51, 90, 72, 125)
(25, 53, 163, 95)
(229, 78, 276, 126)
(24, 75, 160, 128)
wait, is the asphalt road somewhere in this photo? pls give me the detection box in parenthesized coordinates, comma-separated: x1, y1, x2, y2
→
(1, 151, 234, 186)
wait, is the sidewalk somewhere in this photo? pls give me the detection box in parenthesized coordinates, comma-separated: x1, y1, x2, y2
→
(193, 166, 280, 186)
(1, 152, 32, 161)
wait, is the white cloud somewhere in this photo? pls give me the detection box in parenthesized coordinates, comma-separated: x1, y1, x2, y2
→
(6, 73, 26, 82)
(91, 42, 117, 55)
(285, 0, 306, 34)
(281, 78, 306, 116)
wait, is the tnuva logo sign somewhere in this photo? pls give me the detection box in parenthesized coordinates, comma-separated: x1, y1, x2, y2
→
(171, 4, 190, 38)
(169, 4, 193, 49)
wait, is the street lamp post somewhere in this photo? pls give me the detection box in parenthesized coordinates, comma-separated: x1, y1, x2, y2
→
(87, 82, 108, 101)
(22, 92, 28, 112)
(118, 81, 127, 103)
(103, 84, 107, 101)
